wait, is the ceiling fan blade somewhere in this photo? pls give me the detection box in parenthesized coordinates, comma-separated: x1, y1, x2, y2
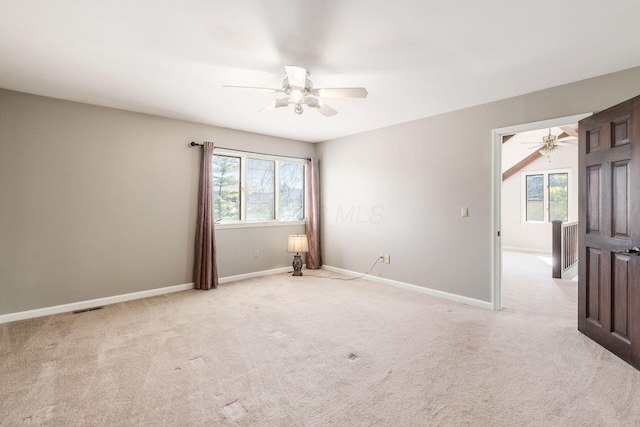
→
(316, 87, 368, 98)
(528, 144, 544, 150)
(259, 102, 275, 112)
(285, 66, 307, 88)
(223, 85, 284, 94)
(304, 96, 319, 108)
(303, 97, 338, 116)
(315, 103, 338, 117)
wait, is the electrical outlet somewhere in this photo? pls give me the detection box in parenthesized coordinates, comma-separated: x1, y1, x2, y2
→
(383, 255, 391, 264)
(254, 250, 259, 258)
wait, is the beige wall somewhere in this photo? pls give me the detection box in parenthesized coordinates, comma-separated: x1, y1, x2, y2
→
(0, 89, 314, 315)
(4, 66, 640, 315)
(317, 66, 640, 303)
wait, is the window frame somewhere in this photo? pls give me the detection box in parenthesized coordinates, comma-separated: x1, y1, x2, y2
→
(213, 150, 306, 229)
(521, 168, 571, 224)
(213, 153, 242, 222)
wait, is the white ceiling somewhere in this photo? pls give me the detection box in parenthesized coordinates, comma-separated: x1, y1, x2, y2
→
(1, 1, 640, 143)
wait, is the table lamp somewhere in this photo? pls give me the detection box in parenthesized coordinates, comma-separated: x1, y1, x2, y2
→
(287, 234, 309, 276)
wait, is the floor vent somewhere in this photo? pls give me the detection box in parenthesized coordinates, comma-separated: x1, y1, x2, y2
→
(72, 306, 104, 314)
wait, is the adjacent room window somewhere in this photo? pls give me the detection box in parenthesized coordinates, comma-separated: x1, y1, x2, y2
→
(548, 172, 568, 222)
(523, 170, 569, 223)
(212, 153, 305, 224)
(525, 174, 544, 222)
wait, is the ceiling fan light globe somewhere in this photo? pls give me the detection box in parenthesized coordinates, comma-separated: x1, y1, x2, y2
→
(274, 98, 289, 108)
(291, 89, 303, 104)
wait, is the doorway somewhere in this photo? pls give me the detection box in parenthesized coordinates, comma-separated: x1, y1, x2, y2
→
(491, 113, 591, 311)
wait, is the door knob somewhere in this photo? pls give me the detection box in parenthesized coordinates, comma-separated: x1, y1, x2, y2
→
(615, 247, 640, 255)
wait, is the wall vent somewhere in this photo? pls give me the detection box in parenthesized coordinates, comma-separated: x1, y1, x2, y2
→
(72, 306, 104, 314)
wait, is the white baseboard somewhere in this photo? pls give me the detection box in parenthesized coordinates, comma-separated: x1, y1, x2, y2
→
(218, 266, 292, 284)
(3, 265, 484, 323)
(322, 265, 492, 310)
(0, 266, 294, 324)
(0, 282, 195, 324)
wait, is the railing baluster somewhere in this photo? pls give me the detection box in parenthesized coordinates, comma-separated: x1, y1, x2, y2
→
(553, 221, 579, 279)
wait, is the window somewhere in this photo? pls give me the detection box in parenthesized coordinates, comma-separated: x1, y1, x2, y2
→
(213, 153, 305, 224)
(246, 159, 275, 221)
(525, 174, 544, 222)
(280, 162, 304, 220)
(522, 170, 569, 223)
(213, 155, 241, 221)
(548, 173, 568, 222)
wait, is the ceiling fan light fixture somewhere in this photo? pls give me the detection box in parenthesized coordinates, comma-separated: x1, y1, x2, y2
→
(291, 89, 304, 104)
(540, 147, 555, 162)
(224, 66, 367, 117)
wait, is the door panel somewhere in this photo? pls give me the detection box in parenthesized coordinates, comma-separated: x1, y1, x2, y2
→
(586, 247, 601, 324)
(612, 160, 629, 237)
(579, 94, 640, 369)
(587, 166, 601, 234)
(612, 253, 629, 340)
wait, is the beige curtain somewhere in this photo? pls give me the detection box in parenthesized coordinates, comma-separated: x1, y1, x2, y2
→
(193, 141, 218, 290)
(305, 156, 322, 269)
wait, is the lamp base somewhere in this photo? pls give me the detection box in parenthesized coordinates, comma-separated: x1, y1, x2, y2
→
(292, 254, 303, 276)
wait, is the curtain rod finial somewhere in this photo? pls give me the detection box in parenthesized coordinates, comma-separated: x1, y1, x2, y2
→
(190, 141, 203, 147)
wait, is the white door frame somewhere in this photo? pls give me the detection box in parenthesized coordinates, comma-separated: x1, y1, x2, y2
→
(491, 113, 592, 311)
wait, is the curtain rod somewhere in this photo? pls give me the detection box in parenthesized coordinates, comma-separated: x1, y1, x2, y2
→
(189, 141, 311, 161)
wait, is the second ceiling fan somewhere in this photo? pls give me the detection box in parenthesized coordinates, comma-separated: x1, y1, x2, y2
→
(522, 127, 578, 159)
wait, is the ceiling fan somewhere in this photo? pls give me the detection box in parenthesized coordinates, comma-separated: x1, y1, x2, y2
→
(223, 66, 368, 116)
(522, 127, 577, 160)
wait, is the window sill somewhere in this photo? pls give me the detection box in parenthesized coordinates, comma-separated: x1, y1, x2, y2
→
(216, 220, 305, 230)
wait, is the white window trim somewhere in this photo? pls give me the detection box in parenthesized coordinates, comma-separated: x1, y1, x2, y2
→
(213, 150, 306, 228)
(521, 168, 571, 223)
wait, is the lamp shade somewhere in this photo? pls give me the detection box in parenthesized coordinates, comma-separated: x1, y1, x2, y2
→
(287, 234, 309, 253)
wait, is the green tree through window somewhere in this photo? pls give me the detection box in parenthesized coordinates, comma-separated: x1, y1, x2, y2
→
(213, 155, 240, 221)
(523, 171, 569, 223)
(549, 173, 568, 222)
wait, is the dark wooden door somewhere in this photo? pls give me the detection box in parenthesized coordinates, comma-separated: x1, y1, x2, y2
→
(578, 95, 640, 368)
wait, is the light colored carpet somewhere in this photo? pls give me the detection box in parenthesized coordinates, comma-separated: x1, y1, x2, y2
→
(2, 251, 640, 426)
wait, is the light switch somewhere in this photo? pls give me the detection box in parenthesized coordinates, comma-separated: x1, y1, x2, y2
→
(461, 207, 469, 217)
